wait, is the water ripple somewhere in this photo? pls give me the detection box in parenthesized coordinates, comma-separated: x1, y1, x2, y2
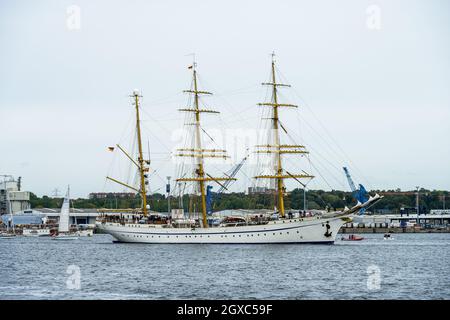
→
(0, 233, 449, 299)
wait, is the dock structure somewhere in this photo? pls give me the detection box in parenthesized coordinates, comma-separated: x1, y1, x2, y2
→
(341, 212, 450, 232)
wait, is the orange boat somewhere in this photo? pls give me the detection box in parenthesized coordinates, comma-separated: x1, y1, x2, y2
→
(341, 234, 364, 241)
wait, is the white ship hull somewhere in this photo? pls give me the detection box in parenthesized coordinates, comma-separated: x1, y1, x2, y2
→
(96, 215, 352, 244)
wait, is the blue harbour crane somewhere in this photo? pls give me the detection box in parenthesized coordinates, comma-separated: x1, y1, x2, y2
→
(343, 167, 369, 215)
(206, 153, 249, 214)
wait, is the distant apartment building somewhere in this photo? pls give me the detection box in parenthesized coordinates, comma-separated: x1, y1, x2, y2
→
(89, 192, 135, 199)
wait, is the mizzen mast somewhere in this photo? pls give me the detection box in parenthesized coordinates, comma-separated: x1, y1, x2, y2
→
(132, 90, 149, 217)
(254, 54, 314, 217)
(105, 90, 150, 216)
(176, 62, 235, 228)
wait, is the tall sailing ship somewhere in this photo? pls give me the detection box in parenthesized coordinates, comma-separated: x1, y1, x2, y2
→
(96, 57, 382, 244)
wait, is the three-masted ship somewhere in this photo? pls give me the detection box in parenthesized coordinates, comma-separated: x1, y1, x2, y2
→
(96, 57, 382, 244)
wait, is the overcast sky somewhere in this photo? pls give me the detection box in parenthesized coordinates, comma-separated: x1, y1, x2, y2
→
(1, 0, 449, 198)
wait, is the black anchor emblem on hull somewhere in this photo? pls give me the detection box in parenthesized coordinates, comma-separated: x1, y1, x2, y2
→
(324, 221, 332, 237)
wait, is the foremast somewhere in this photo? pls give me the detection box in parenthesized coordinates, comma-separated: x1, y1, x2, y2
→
(254, 55, 314, 217)
(176, 62, 235, 228)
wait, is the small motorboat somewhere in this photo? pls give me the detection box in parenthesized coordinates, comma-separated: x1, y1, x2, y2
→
(0, 233, 16, 239)
(341, 234, 364, 241)
(383, 233, 394, 240)
(76, 229, 93, 237)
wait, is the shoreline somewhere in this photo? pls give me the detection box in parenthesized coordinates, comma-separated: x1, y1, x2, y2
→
(339, 227, 450, 233)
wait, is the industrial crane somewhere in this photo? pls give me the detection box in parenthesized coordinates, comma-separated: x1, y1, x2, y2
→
(343, 167, 369, 214)
(206, 152, 249, 214)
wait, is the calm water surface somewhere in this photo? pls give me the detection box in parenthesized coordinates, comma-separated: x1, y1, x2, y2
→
(0, 233, 449, 299)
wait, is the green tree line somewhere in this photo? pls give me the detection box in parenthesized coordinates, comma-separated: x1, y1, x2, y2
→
(30, 188, 449, 214)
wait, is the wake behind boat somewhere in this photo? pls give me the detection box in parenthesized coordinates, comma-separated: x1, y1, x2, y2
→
(52, 234, 79, 240)
(96, 57, 382, 244)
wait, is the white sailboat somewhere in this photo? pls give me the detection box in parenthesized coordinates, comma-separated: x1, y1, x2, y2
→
(52, 186, 79, 240)
(96, 58, 382, 244)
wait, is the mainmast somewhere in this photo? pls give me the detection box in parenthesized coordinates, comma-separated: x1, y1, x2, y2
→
(176, 62, 235, 228)
(132, 90, 149, 217)
(254, 54, 314, 217)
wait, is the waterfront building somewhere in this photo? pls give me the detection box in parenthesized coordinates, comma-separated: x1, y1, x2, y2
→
(0, 176, 30, 215)
(10, 208, 98, 228)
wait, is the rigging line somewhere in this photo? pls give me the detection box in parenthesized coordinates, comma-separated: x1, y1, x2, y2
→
(140, 92, 184, 105)
(115, 103, 135, 145)
(141, 116, 184, 122)
(277, 116, 343, 180)
(200, 126, 219, 146)
(139, 121, 173, 152)
(218, 105, 258, 122)
(283, 152, 344, 190)
(276, 68, 372, 189)
(124, 129, 137, 186)
(282, 121, 344, 175)
(308, 151, 345, 188)
(196, 74, 258, 96)
(197, 74, 266, 130)
(307, 156, 334, 191)
(104, 111, 134, 192)
(139, 107, 177, 138)
(287, 111, 347, 171)
(275, 67, 347, 149)
(293, 112, 370, 190)
(150, 170, 168, 187)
